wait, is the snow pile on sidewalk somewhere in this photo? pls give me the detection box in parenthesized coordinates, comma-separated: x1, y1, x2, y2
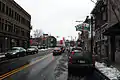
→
(95, 62, 120, 80)
(0, 55, 5, 58)
(40, 49, 48, 51)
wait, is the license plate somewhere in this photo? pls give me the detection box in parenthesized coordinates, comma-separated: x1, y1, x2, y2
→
(78, 60, 85, 63)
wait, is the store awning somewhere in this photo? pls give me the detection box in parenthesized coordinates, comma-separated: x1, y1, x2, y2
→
(103, 23, 120, 36)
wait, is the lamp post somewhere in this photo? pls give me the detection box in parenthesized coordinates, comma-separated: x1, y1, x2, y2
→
(91, 16, 94, 55)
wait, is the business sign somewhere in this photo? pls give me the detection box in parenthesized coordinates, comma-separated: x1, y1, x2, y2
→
(75, 23, 90, 31)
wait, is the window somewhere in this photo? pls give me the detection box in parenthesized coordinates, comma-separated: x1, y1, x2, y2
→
(0, 1, 1, 12)
(119, 40, 120, 48)
(11, 10, 14, 18)
(0, 18, 1, 30)
(11, 23, 13, 32)
(16, 27, 20, 34)
(27, 32, 30, 37)
(18, 15, 20, 22)
(26, 20, 30, 27)
(7, 21, 13, 32)
(9, 8, 11, 16)
(6, 6, 9, 15)
(16, 13, 18, 21)
(21, 30, 24, 36)
(21, 17, 25, 24)
(14, 25, 17, 33)
(1, 19, 4, 31)
(1, 3, 5, 13)
(101, 6, 107, 21)
(5, 20, 8, 31)
(15, 12, 17, 20)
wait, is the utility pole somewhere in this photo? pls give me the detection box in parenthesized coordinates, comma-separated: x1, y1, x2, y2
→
(91, 16, 93, 55)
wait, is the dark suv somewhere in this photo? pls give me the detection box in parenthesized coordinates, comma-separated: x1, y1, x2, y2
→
(68, 47, 94, 76)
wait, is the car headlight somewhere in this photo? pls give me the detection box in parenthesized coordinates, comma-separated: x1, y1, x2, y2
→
(4, 53, 7, 54)
(12, 52, 16, 54)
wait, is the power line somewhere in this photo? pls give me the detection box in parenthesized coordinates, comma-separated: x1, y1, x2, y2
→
(91, 0, 96, 4)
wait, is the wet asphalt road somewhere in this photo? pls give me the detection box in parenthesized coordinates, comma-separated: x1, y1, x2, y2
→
(0, 49, 99, 80)
(0, 49, 65, 80)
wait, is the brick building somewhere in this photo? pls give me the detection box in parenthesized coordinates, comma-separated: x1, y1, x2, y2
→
(0, 0, 31, 52)
(91, 0, 120, 63)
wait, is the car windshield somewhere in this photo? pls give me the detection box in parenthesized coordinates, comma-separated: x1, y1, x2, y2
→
(28, 47, 35, 49)
(72, 50, 83, 56)
(55, 47, 60, 50)
(30, 46, 36, 48)
(11, 47, 20, 50)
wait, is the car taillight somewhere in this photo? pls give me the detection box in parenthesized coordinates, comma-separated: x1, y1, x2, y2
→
(71, 51, 75, 55)
(69, 56, 72, 64)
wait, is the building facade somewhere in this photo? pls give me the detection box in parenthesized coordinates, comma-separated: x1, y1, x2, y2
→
(0, 0, 31, 52)
(91, 0, 120, 63)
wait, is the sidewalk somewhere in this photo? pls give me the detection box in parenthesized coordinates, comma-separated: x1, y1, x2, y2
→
(111, 62, 120, 71)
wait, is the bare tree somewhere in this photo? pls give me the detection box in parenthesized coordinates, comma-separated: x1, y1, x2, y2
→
(33, 29, 43, 38)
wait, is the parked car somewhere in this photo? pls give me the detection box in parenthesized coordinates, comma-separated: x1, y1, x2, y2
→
(26, 47, 38, 55)
(68, 47, 94, 76)
(5, 47, 26, 58)
(53, 47, 62, 56)
(40, 45, 47, 49)
(38, 46, 42, 49)
(30, 46, 38, 50)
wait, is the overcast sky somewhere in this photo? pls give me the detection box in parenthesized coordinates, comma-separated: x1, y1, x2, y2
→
(14, 0, 95, 40)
